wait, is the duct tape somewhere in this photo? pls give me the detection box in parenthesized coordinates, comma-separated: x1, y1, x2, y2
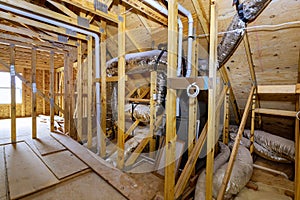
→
(94, 0, 108, 13)
(118, 15, 124, 22)
(58, 35, 68, 43)
(10, 65, 15, 76)
(32, 83, 37, 93)
(77, 16, 90, 28)
(50, 98, 54, 107)
(153, 94, 157, 101)
(186, 82, 200, 98)
(99, 27, 105, 33)
(66, 28, 77, 36)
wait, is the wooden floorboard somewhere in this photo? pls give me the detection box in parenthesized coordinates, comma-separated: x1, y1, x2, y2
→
(51, 132, 152, 200)
(0, 146, 7, 200)
(20, 172, 126, 200)
(42, 150, 89, 179)
(5, 142, 59, 199)
(32, 135, 66, 156)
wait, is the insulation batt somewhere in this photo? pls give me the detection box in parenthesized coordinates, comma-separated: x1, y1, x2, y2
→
(229, 133, 291, 163)
(125, 104, 150, 123)
(244, 129, 295, 161)
(194, 142, 231, 199)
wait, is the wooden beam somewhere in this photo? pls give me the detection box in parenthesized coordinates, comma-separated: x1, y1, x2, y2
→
(10, 44, 16, 142)
(59, 0, 118, 23)
(126, 98, 150, 103)
(100, 21, 107, 158)
(257, 85, 297, 94)
(250, 89, 256, 153)
(164, 0, 178, 199)
(206, 1, 218, 199)
(191, 0, 209, 40)
(94, 76, 120, 83)
(295, 95, 300, 200)
(87, 36, 93, 148)
(64, 53, 70, 134)
(223, 89, 230, 145)
(77, 40, 83, 141)
(149, 71, 157, 158)
(21, 67, 26, 117)
(255, 108, 297, 117)
(42, 70, 46, 114)
(31, 47, 37, 139)
(243, 32, 257, 86)
(47, 0, 77, 18)
(122, 0, 168, 26)
(69, 51, 76, 139)
(50, 51, 55, 132)
(126, 32, 142, 52)
(217, 86, 255, 200)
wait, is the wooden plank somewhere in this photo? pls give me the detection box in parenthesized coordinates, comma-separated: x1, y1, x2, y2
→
(295, 95, 300, 200)
(42, 70, 46, 114)
(77, 41, 83, 141)
(50, 51, 55, 132)
(21, 67, 26, 117)
(31, 48, 37, 139)
(257, 85, 296, 94)
(254, 108, 296, 117)
(42, 150, 88, 179)
(149, 71, 157, 158)
(223, 89, 230, 145)
(50, 132, 151, 200)
(94, 76, 120, 83)
(117, 4, 126, 169)
(47, 0, 77, 18)
(0, 146, 7, 200)
(164, 1, 178, 199)
(191, 0, 209, 40)
(206, 1, 218, 199)
(68, 51, 76, 139)
(10, 44, 16, 143)
(100, 21, 107, 157)
(87, 37, 93, 148)
(5, 142, 58, 199)
(32, 135, 66, 156)
(126, 98, 150, 103)
(250, 90, 256, 153)
(167, 77, 208, 90)
(64, 54, 70, 134)
(243, 32, 257, 86)
(217, 86, 255, 200)
(21, 172, 126, 200)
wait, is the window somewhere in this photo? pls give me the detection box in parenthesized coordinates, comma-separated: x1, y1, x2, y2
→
(0, 72, 22, 104)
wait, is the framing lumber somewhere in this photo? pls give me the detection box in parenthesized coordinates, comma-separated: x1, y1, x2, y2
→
(50, 51, 55, 132)
(100, 21, 107, 158)
(254, 108, 296, 117)
(69, 51, 76, 139)
(117, 4, 126, 169)
(243, 32, 257, 86)
(87, 36, 93, 148)
(59, 0, 118, 23)
(42, 70, 46, 114)
(31, 47, 37, 139)
(122, 0, 168, 26)
(250, 89, 256, 153)
(164, 1, 178, 199)
(10, 44, 16, 142)
(77, 40, 83, 141)
(21, 67, 26, 117)
(206, 1, 218, 199)
(217, 86, 255, 200)
(223, 89, 230, 145)
(191, 0, 209, 40)
(149, 71, 157, 158)
(47, 0, 77, 18)
(63, 53, 70, 134)
(257, 85, 298, 94)
(296, 50, 300, 200)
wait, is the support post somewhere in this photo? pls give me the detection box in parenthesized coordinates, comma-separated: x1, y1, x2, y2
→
(21, 67, 26, 117)
(77, 40, 83, 141)
(250, 88, 256, 153)
(69, 51, 76, 140)
(149, 71, 157, 158)
(117, 4, 126, 169)
(64, 53, 70, 134)
(50, 51, 55, 132)
(42, 70, 46, 114)
(217, 86, 255, 199)
(295, 95, 300, 199)
(164, 0, 178, 199)
(205, 1, 218, 199)
(223, 88, 230, 145)
(10, 44, 16, 142)
(87, 36, 93, 148)
(31, 47, 37, 139)
(100, 21, 107, 157)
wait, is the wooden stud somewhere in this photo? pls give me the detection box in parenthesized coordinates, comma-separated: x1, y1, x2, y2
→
(64, 53, 70, 134)
(21, 67, 26, 117)
(149, 71, 157, 158)
(77, 40, 83, 141)
(47, 0, 77, 18)
(59, 72, 64, 116)
(31, 47, 37, 139)
(164, 1, 178, 199)
(217, 86, 255, 200)
(254, 108, 296, 117)
(250, 89, 256, 153)
(42, 70, 46, 114)
(223, 89, 230, 145)
(257, 85, 297, 94)
(100, 21, 107, 157)
(191, 0, 209, 41)
(87, 36, 93, 148)
(117, 4, 126, 169)
(50, 51, 55, 132)
(206, 1, 218, 199)
(69, 51, 76, 140)
(10, 44, 16, 142)
(243, 32, 257, 86)
(295, 95, 300, 200)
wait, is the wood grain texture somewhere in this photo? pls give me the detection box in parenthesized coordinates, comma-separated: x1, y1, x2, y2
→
(32, 135, 66, 156)
(0, 146, 7, 200)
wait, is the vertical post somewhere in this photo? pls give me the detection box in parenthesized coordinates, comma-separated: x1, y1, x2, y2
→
(149, 71, 157, 158)
(59, 72, 64, 116)
(250, 89, 256, 153)
(87, 36, 93, 148)
(223, 88, 230, 144)
(165, 0, 178, 199)
(117, 4, 126, 169)
(295, 95, 300, 199)
(206, 1, 218, 199)
(31, 47, 37, 139)
(100, 21, 107, 157)
(64, 53, 70, 134)
(69, 52, 76, 140)
(10, 44, 16, 142)
(42, 70, 46, 114)
(21, 67, 26, 117)
(77, 40, 83, 141)
(50, 51, 55, 132)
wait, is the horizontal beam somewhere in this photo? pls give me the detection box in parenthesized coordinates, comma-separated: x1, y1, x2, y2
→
(126, 98, 150, 103)
(167, 76, 209, 90)
(257, 84, 300, 94)
(94, 76, 121, 82)
(255, 108, 296, 117)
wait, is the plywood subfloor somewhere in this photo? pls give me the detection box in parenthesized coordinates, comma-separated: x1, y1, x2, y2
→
(5, 142, 59, 199)
(32, 135, 66, 156)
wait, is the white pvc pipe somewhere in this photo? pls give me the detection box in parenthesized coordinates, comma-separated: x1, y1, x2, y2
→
(0, 4, 102, 154)
(253, 164, 289, 179)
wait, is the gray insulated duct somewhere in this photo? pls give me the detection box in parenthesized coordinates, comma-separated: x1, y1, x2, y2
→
(217, 0, 271, 67)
